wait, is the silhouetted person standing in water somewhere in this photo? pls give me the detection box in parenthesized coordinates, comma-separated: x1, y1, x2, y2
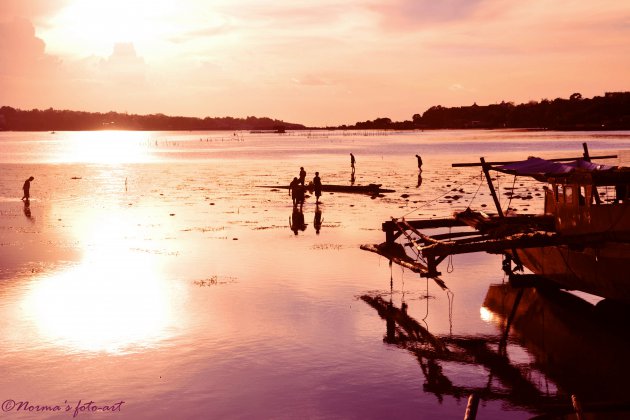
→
(299, 167, 306, 185)
(350, 153, 356, 174)
(289, 177, 300, 206)
(416, 154, 423, 171)
(313, 172, 322, 203)
(21, 176, 34, 201)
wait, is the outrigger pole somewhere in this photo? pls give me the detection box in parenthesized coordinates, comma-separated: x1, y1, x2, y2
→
(361, 143, 619, 288)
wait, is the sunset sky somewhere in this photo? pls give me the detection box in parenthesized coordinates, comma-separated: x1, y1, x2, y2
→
(1, 0, 629, 126)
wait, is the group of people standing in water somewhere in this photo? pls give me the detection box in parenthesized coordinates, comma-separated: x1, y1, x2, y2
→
(288, 153, 423, 235)
(289, 167, 323, 235)
(289, 167, 322, 209)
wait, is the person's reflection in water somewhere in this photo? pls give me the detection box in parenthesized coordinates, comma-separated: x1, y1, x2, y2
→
(290, 207, 307, 235)
(417, 172, 423, 188)
(314, 204, 323, 234)
(350, 172, 355, 186)
(23, 199, 33, 220)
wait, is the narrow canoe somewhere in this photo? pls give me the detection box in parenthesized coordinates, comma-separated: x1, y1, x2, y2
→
(258, 183, 395, 194)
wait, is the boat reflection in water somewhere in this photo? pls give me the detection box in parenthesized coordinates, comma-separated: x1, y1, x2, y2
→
(362, 283, 630, 418)
(483, 284, 630, 419)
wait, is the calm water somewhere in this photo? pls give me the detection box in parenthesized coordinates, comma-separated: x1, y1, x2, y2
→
(1, 130, 629, 419)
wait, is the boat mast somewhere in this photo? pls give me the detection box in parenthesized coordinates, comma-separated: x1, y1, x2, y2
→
(480, 157, 504, 217)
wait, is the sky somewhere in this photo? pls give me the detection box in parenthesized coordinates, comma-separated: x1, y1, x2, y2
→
(1, 0, 629, 126)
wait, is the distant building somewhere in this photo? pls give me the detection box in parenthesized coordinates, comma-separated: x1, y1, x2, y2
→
(605, 92, 629, 98)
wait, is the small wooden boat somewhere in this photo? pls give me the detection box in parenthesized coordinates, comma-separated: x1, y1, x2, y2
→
(259, 183, 394, 195)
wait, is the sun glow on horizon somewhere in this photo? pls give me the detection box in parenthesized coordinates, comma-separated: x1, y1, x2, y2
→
(44, 0, 179, 57)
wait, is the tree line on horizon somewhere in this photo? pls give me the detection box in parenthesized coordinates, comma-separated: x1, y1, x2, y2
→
(345, 92, 630, 131)
(1, 92, 629, 131)
(0, 107, 306, 132)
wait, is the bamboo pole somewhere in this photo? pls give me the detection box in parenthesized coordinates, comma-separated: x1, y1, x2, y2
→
(481, 157, 504, 217)
(463, 394, 479, 420)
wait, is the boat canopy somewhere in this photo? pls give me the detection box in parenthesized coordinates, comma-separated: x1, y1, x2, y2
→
(492, 157, 617, 177)
(494, 157, 617, 178)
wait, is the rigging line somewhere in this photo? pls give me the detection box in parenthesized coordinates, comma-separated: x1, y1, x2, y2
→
(465, 169, 485, 210)
(400, 172, 481, 218)
(422, 276, 430, 322)
(401, 269, 406, 307)
(390, 259, 394, 291)
(447, 290, 454, 336)
(504, 174, 518, 213)
(446, 226, 454, 273)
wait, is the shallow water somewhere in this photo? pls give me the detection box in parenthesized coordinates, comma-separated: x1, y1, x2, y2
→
(1, 130, 629, 419)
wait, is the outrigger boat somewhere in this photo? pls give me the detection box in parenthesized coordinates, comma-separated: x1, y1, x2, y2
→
(260, 183, 395, 195)
(362, 144, 630, 303)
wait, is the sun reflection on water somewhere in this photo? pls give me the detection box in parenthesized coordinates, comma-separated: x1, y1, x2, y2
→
(479, 306, 495, 323)
(23, 205, 179, 354)
(52, 131, 154, 164)
(24, 249, 174, 354)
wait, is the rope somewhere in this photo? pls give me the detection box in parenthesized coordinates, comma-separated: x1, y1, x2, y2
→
(504, 174, 517, 213)
(447, 290, 454, 336)
(446, 226, 454, 273)
(400, 172, 481, 219)
(447, 254, 454, 273)
(465, 170, 485, 210)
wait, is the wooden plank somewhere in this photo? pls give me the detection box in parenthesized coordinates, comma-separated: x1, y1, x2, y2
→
(382, 218, 467, 233)
(360, 243, 430, 274)
(360, 243, 448, 289)
(421, 230, 630, 258)
(399, 218, 441, 245)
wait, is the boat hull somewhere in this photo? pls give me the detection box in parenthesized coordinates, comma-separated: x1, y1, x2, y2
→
(483, 284, 630, 406)
(513, 243, 630, 303)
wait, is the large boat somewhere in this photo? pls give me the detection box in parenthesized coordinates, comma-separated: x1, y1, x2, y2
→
(362, 144, 630, 303)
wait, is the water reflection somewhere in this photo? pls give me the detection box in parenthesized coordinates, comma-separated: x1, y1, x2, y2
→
(363, 285, 630, 417)
(361, 292, 563, 413)
(20, 205, 180, 354)
(417, 172, 423, 188)
(23, 199, 33, 220)
(23, 249, 175, 354)
(483, 284, 630, 410)
(53, 131, 153, 164)
(290, 207, 307, 235)
(314, 204, 323, 234)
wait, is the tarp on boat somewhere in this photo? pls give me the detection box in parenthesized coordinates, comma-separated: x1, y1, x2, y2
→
(494, 157, 617, 177)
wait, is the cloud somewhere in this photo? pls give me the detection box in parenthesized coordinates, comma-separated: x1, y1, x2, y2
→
(291, 75, 336, 86)
(369, 0, 487, 28)
(0, 0, 71, 20)
(0, 17, 60, 76)
(99, 43, 146, 85)
(169, 23, 234, 44)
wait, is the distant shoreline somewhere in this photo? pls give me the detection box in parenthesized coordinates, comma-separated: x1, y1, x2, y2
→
(2, 91, 629, 131)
